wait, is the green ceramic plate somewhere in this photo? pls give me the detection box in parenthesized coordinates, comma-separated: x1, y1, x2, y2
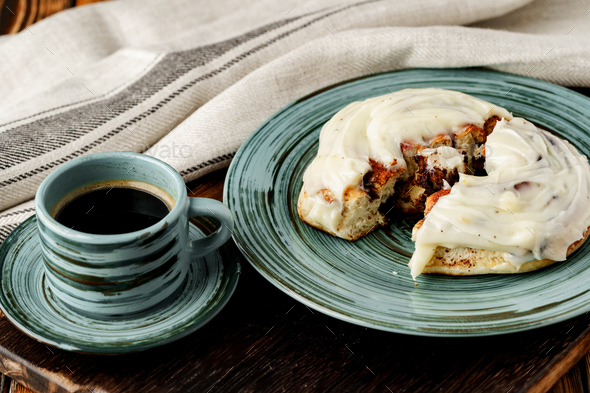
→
(0, 216, 240, 354)
(224, 68, 590, 337)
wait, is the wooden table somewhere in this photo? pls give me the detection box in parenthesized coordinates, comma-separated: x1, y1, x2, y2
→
(0, 0, 104, 35)
(0, 168, 589, 393)
(2, 2, 590, 391)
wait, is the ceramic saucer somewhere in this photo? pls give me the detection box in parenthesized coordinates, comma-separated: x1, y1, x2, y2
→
(0, 216, 240, 354)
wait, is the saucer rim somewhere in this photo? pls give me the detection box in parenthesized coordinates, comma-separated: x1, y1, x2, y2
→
(0, 215, 241, 355)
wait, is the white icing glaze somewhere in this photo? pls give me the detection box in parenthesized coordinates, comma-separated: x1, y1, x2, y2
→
(409, 118, 590, 278)
(302, 88, 590, 279)
(301, 88, 511, 234)
(419, 146, 466, 172)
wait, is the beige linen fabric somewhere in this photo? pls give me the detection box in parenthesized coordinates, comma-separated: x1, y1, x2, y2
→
(0, 0, 589, 238)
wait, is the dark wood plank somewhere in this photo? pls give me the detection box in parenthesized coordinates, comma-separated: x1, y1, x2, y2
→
(0, 0, 26, 34)
(549, 364, 584, 393)
(75, 0, 106, 5)
(1, 374, 10, 393)
(526, 316, 590, 393)
(35, 0, 69, 24)
(0, 169, 589, 393)
(187, 168, 227, 201)
(577, 351, 590, 392)
(9, 380, 33, 393)
(0, 0, 109, 35)
(20, 0, 35, 29)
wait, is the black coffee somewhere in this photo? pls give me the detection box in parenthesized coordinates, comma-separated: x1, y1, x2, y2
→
(56, 187, 170, 235)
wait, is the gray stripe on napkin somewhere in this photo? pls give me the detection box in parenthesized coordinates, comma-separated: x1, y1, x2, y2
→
(0, 207, 35, 220)
(0, 18, 303, 171)
(0, 0, 381, 187)
(0, 223, 19, 242)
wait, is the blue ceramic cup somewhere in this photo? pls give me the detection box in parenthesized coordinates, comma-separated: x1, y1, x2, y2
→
(35, 152, 233, 319)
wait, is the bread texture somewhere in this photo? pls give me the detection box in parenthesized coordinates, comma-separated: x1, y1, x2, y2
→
(298, 91, 589, 277)
(419, 228, 590, 275)
(298, 121, 486, 240)
(414, 191, 590, 275)
(297, 161, 402, 241)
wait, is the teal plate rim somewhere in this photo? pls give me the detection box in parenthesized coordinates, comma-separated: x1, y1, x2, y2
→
(224, 68, 590, 337)
(0, 215, 241, 354)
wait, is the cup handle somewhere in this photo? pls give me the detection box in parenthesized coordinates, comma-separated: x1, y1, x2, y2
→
(188, 198, 234, 258)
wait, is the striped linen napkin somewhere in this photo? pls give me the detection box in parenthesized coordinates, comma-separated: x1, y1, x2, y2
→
(1, 0, 589, 240)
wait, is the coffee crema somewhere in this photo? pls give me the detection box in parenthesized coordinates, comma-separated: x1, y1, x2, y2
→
(51, 180, 175, 235)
